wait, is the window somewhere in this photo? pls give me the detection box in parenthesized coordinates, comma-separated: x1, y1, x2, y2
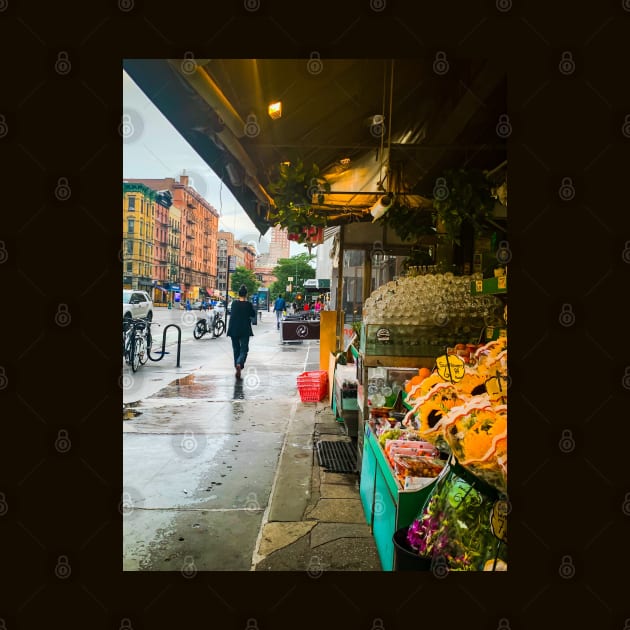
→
(128, 218, 135, 233)
(126, 262, 132, 272)
(128, 196, 136, 211)
(126, 240, 133, 255)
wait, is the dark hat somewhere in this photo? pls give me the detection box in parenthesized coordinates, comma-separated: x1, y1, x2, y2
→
(238, 284, 248, 297)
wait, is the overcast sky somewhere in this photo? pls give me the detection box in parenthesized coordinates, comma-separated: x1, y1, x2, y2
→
(123, 70, 306, 257)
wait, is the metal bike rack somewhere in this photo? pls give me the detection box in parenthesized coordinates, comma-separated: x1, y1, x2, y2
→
(147, 324, 182, 367)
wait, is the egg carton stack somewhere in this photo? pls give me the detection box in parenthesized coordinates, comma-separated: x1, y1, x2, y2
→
(360, 273, 504, 357)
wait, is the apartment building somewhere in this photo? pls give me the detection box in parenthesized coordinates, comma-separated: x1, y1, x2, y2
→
(124, 174, 220, 303)
(217, 230, 235, 294)
(122, 182, 156, 294)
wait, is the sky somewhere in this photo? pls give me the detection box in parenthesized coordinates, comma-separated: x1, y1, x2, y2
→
(122, 70, 307, 258)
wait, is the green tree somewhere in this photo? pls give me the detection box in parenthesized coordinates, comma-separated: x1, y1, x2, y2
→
(269, 253, 316, 300)
(230, 266, 259, 298)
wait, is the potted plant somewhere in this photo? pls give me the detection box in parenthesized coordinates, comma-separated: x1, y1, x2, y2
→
(267, 159, 331, 245)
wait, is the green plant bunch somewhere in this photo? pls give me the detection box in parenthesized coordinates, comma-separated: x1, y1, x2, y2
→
(266, 159, 331, 238)
(375, 199, 436, 243)
(432, 168, 496, 246)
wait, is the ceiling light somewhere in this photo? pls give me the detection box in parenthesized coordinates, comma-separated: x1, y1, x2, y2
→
(340, 158, 350, 165)
(268, 101, 282, 119)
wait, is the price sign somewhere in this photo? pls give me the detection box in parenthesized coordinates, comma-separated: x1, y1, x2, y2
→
(436, 354, 465, 382)
(475, 280, 483, 293)
(497, 275, 506, 290)
(485, 372, 508, 397)
(490, 499, 508, 543)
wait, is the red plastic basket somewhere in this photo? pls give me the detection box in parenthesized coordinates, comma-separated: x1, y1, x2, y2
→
(297, 370, 328, 402)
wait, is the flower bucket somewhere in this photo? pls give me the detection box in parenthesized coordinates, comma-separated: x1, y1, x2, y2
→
(392, 528, 432, 571)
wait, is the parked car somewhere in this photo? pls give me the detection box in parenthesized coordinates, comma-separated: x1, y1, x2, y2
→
(123, 289, 153, 321)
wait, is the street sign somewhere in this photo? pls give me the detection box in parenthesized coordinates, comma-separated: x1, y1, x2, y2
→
(228, 256, 236, 272)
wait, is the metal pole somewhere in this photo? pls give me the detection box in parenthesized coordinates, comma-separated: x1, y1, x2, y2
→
(336, 226, 345, 351)
(225, 255, 231, 328)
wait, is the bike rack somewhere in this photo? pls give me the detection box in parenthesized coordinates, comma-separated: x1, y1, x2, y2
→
(147, 324, 182, 367)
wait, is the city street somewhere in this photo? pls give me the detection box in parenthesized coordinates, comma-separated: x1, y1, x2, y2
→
(122, 307, 322, 571)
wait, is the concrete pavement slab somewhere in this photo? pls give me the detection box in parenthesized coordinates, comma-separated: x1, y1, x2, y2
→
(318, 483, 362, 499)
(304, 498, 366, 523)
(320, 471, 361, 485)
(122, 399, 293, 434)
(124, 508, 263, 571)
(266, 437, 314, 522)
(253, 533, 312, 571)
(123, 431, 282, 510)
(310, 522, 374, 548)
(308, 537, 381, 571)
(257, 521, 316, 558)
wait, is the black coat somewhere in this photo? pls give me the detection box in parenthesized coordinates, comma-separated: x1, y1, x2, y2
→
(227, 300, 256, 337)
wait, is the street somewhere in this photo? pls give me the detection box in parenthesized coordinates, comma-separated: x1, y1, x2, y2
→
(122, 306, 321, 571)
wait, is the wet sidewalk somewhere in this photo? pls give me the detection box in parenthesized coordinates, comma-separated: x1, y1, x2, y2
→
(123, 308, 381, 571)
(253, 401, 380, 571)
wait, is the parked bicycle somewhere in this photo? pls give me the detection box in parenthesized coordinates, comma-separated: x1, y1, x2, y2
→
(123, 317, 153, 372)
(193, 307, 225, 339)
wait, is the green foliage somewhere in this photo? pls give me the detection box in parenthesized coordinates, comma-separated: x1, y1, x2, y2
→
(376, 199, 436, 242)
(268, 253, 316, 298)
(266, 159, 331, 239)
(230, 266, 259, 298)
(432, 168, 495, 246)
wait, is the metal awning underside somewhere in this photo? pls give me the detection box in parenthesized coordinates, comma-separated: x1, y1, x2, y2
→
(124, 58, 506, 236)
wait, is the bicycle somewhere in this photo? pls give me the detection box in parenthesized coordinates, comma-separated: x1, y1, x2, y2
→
(193, 308, 225, 339)
(123, 317, 153, 372)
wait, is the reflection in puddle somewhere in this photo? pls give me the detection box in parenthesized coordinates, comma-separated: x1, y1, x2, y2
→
(233, 381, 244, 400)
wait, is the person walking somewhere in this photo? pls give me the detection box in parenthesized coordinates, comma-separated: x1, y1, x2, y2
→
(227, 284, 256, 379)
(273, 294, 286, 330)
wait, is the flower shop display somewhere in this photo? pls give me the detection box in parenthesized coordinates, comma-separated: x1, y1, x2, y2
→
(398, 336, 508, 570)
(406, 457, 507, 571)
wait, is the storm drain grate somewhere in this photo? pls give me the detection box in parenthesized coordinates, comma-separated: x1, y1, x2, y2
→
(315, 440, 357, 473)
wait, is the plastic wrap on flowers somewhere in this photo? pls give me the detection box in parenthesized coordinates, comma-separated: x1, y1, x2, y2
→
(406, 457, 507, 571)
(402, 337, 508, 494)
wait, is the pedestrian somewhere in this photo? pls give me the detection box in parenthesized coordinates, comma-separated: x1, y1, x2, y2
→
(273, 294, 286, 330)
(185, 298, 191, 311)
(226, 284, 256, 379)
(314, 297, 322, 313)
(303, 301, 310, 312)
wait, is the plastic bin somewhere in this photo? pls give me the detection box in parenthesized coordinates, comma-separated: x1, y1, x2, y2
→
(297, 370, 328, 402)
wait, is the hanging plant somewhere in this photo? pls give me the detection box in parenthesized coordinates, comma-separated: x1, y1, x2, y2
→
(375, 198, 437, 242)
(432, 168, 496, 246)
(266, 159, 331, 243)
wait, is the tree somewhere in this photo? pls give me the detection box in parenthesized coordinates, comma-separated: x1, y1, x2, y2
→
(230, 266, 259, 298)
(269, 253, 316, 300)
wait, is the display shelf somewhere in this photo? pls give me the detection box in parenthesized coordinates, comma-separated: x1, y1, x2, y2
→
(359, 424, 437, 571)
(362, 355, 436, 369)
(361, 323, 482, 358)
(470, 275, 507, 295)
